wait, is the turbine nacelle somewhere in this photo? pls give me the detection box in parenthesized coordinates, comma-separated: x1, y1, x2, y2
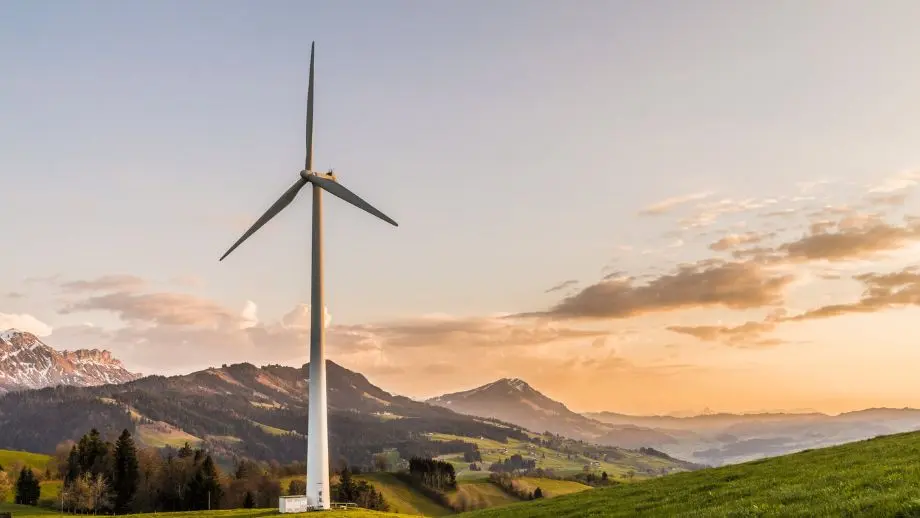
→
(300, 170, 337, 181)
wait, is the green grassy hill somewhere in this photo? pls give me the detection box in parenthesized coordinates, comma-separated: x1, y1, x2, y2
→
(461, 431, 920, 517)
(428, 433, 679, 481)
(0, 449, 51, 472)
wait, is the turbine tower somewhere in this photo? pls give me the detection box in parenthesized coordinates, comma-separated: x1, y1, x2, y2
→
(219, 42, 398, 510)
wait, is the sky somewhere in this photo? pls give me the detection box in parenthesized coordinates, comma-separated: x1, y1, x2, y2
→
(4, 1, 920, 416)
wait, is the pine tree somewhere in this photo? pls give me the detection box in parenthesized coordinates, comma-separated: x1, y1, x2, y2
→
(65, 445, 80, 482)
(113, 429, 140, 514)
(177, 442, 194, 459)
(187, 455, 223, 510)
(534, 487, 544, 499)
(243, 491, 255, 508)
(14, 467, 40, 506)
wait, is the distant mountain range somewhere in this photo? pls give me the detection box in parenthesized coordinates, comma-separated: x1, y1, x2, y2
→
(427, 376, 920, 466)
(0, 329, 140, 393)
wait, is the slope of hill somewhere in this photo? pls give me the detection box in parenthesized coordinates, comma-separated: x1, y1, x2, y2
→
(0, 360, 530, 468)
(428, 433, 699, 481)
(0, 448, 51, 471)
(0, 329, 140, 393)
(588, 407, 920, 466)
(461, 430, 920, 517)
(428, 379, 681, 449)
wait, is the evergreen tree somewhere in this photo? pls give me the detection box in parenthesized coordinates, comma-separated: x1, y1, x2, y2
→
(113, 429, 140, 514)
(534, 487, 544, 499)
(177, 442, 194, 459)
(14, 467, 40, 506)
(65, 445, 81, 482)
(242, 491, 255, 508)
(187, 455, 222, 510)
(338, 466, 356, 502)
(601, 471, 608, 482)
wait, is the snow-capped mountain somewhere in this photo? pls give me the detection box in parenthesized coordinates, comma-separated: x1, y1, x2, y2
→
(428, 377, 682, 449)
(0, 329, 140, 393)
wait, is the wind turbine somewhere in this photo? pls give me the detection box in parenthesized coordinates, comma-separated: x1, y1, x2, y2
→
(219, 42, 398, 511)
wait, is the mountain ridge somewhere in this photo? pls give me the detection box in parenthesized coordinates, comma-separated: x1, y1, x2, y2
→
(428, 378, 680, 449)
(0, 328, 140, 394)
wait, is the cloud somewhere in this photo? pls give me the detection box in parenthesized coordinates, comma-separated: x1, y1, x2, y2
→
(778, 218, 920, 262)
(280, 304, 332, 329)
(0, 313, 53, 336)
(240, 300, 259, 329)
(709, 232, 770, 252)
(527, 259, 794, 320)
(544, 280, 578, 294)
(59, 291, 239, 327)
(784, 267, 920, 322)
(54, 284, 604, 375)
(337, 315, 608, 351)
(60, 275, 147, 293)
(638, 191, 712, 216)
(679, 198, 781, 229)
(6, 292, 24, 299)
(868, 170, 920, 194)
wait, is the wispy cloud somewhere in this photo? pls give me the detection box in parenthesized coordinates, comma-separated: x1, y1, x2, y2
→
(638, 191, 713, 216)
(60, 274, 147, 293)
(544, 279, 578, 294)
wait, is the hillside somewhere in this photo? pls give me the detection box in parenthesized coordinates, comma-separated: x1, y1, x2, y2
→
(428, 433, 699, 480)
(0, 448, 51, 472)
(461, 430, 920, 517)
(428, 379, 681, 449)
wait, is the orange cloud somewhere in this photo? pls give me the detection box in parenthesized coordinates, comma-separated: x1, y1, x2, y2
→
(528, 260, 793, 320)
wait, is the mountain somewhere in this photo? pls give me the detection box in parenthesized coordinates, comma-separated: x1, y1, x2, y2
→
(0, 329, 140, 393)
(586, 408, 920, 466)
(0, 360, 699, 478)
(428, 378, 682, 449)
(0, 360, 534, 467)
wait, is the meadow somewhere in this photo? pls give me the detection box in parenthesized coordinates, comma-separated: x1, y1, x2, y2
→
(427, 433, 669, 481)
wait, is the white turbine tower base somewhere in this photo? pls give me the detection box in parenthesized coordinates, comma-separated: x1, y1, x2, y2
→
(219, 42, 398, 512)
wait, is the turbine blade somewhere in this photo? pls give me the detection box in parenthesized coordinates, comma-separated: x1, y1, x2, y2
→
(309, 175, 398, 227)
(305, 41, 315, 171)
(219, 177, 309, 261)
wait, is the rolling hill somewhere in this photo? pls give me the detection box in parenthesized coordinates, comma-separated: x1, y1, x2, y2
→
(460, 430, 920, 517)
(428, 379, 681, 449)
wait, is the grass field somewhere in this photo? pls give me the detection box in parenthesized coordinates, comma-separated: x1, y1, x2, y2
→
(0, 449, 51, 472)
(427, 433, 670, 481)
(0, 504, 411, 517)
(358, 473, 452, 517)
(514, 477, 589, 498)
(446, 480, 519, 511)
(135, 423, 203, 448)
(460, 430, 920, 517)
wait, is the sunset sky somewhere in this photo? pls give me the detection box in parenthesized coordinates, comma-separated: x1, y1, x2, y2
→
(4, 1, 920, 415)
